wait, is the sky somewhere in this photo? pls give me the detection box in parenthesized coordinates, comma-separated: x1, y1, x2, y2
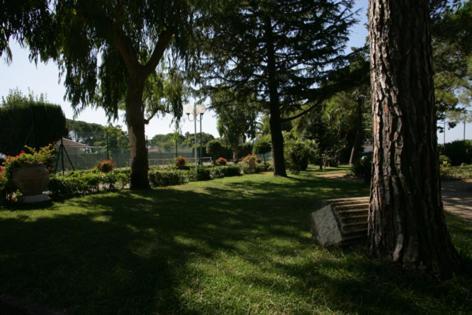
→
(0, 0, 470, 142)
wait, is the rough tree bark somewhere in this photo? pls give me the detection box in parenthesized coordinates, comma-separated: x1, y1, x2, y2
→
(126, 73, 150, 190)
(264, 16, 287, 177)
(231, 144, 239, 162)
(368, 0, 460, 278)
(269, 103, 286, 176)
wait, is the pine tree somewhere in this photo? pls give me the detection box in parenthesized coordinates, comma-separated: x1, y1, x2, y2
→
(201, 0, 355, 176)
(368, 0, 460, 278)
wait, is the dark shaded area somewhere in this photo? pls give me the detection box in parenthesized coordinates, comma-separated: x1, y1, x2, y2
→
(0, 102, 66, 155)
(0, 174, 470, 314)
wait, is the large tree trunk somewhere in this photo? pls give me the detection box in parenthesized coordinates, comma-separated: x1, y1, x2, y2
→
(231, 144, 239, 162)
(269, 104, 286, 176)
(264, 16, 287, 177)
(126, 76, 150, 190)
(368, 0, 460, 278)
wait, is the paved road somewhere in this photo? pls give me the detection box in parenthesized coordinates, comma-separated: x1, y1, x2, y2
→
(442, 180, 472, 221)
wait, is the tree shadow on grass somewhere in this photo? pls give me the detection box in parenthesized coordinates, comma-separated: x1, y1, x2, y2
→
(0, 178, 470, 314)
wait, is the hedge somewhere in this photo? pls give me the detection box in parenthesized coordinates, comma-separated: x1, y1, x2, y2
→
(149, 169, 189, 187)
(0, 102, 67, 155)
(440, 140, 472, 166)
(49, 170, 129, 198)
(210, 165, 241, 178)
(0, 164, 257, 205)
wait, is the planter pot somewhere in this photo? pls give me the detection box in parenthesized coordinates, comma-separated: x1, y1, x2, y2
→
(12, 165, 50, 203)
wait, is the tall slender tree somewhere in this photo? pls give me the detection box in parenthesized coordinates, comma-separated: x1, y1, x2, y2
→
(368, 0, 460, 278)
(212, 88, 258, 161)
(201, 0, 355, 176)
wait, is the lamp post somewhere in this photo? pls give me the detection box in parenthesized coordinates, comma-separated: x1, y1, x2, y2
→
(184, 103, 206, 169)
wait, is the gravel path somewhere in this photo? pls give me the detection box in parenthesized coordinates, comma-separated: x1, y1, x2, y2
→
(317, 171, 472, 221)
(442, 180, 472, 221)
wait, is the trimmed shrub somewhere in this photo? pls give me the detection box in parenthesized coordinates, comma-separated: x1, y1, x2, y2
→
(175, 156, 187, 169)
(0, 96, 67, 155)
(254, 138, 272, 162)
(149, 169, 189, 187)
(207, 140, 232, 161)
(439, 154, 451, 167)
(97, 159, 114, 173)
(241, 154, 257, 174)
(190, 167, 211, 181)
(48, 169, 129, 198)
(49, 172, 99, 197)
(49, 175, 89, 198)
(211, 165, 241, 178)
(285, 140, 313, 172)
(442, 140, 472, 166)
(221, 165, 241, 177)
(256, 162, 272, 173)
(254, 138, 272, 155)
(215, 157, 227, 166)
(210, 167, 225, 178)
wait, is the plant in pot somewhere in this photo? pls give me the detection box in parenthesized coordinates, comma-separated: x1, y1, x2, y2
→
(0, 166, 7, 205)
(4, 145, 54, 203)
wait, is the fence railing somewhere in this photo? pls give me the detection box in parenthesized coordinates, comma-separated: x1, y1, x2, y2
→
(56, 141, 273, 171)
(57, 149, 214, 171)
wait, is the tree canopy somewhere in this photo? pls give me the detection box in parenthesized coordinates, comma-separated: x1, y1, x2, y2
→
(67, 119, 128, 151)
(200, 0, 356, 175)
(34, 0, 215, 188)
(432, 1, 472, 121)
(211, 88, 258, 161)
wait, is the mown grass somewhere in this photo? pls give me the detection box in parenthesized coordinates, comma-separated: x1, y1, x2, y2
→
(441, 164, 472, 180)
(0, 169, 471, 314)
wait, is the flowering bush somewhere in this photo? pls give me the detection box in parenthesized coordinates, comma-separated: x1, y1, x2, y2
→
(4, 145, 54, 179)
(215, 157, 228, 166)
(175, 156, 187, 169)
(96, 159, 114, 173)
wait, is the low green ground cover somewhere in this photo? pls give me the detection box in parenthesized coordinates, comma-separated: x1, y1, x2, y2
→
(0, 168, 470, 314)
(441, 164, 472, 180)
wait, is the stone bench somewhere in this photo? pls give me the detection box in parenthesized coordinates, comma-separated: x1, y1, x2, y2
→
(311, 196, 369, 247)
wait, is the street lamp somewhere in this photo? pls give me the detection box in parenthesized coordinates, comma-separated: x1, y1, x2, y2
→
(184, 103, 206, 169)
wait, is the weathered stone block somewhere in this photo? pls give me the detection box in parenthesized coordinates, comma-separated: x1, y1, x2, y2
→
(311, 197, 369, 247)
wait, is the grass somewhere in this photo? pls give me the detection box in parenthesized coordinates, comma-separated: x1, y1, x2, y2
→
(0, 168, 471, 314)
(441, 164, 472, 180)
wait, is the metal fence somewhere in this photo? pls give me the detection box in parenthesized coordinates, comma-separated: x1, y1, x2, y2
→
(56, 144, 213, 171)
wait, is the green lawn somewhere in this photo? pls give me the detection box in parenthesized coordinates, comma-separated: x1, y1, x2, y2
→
(0, 169, 471, 314)
(441, 164, 472, 180)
